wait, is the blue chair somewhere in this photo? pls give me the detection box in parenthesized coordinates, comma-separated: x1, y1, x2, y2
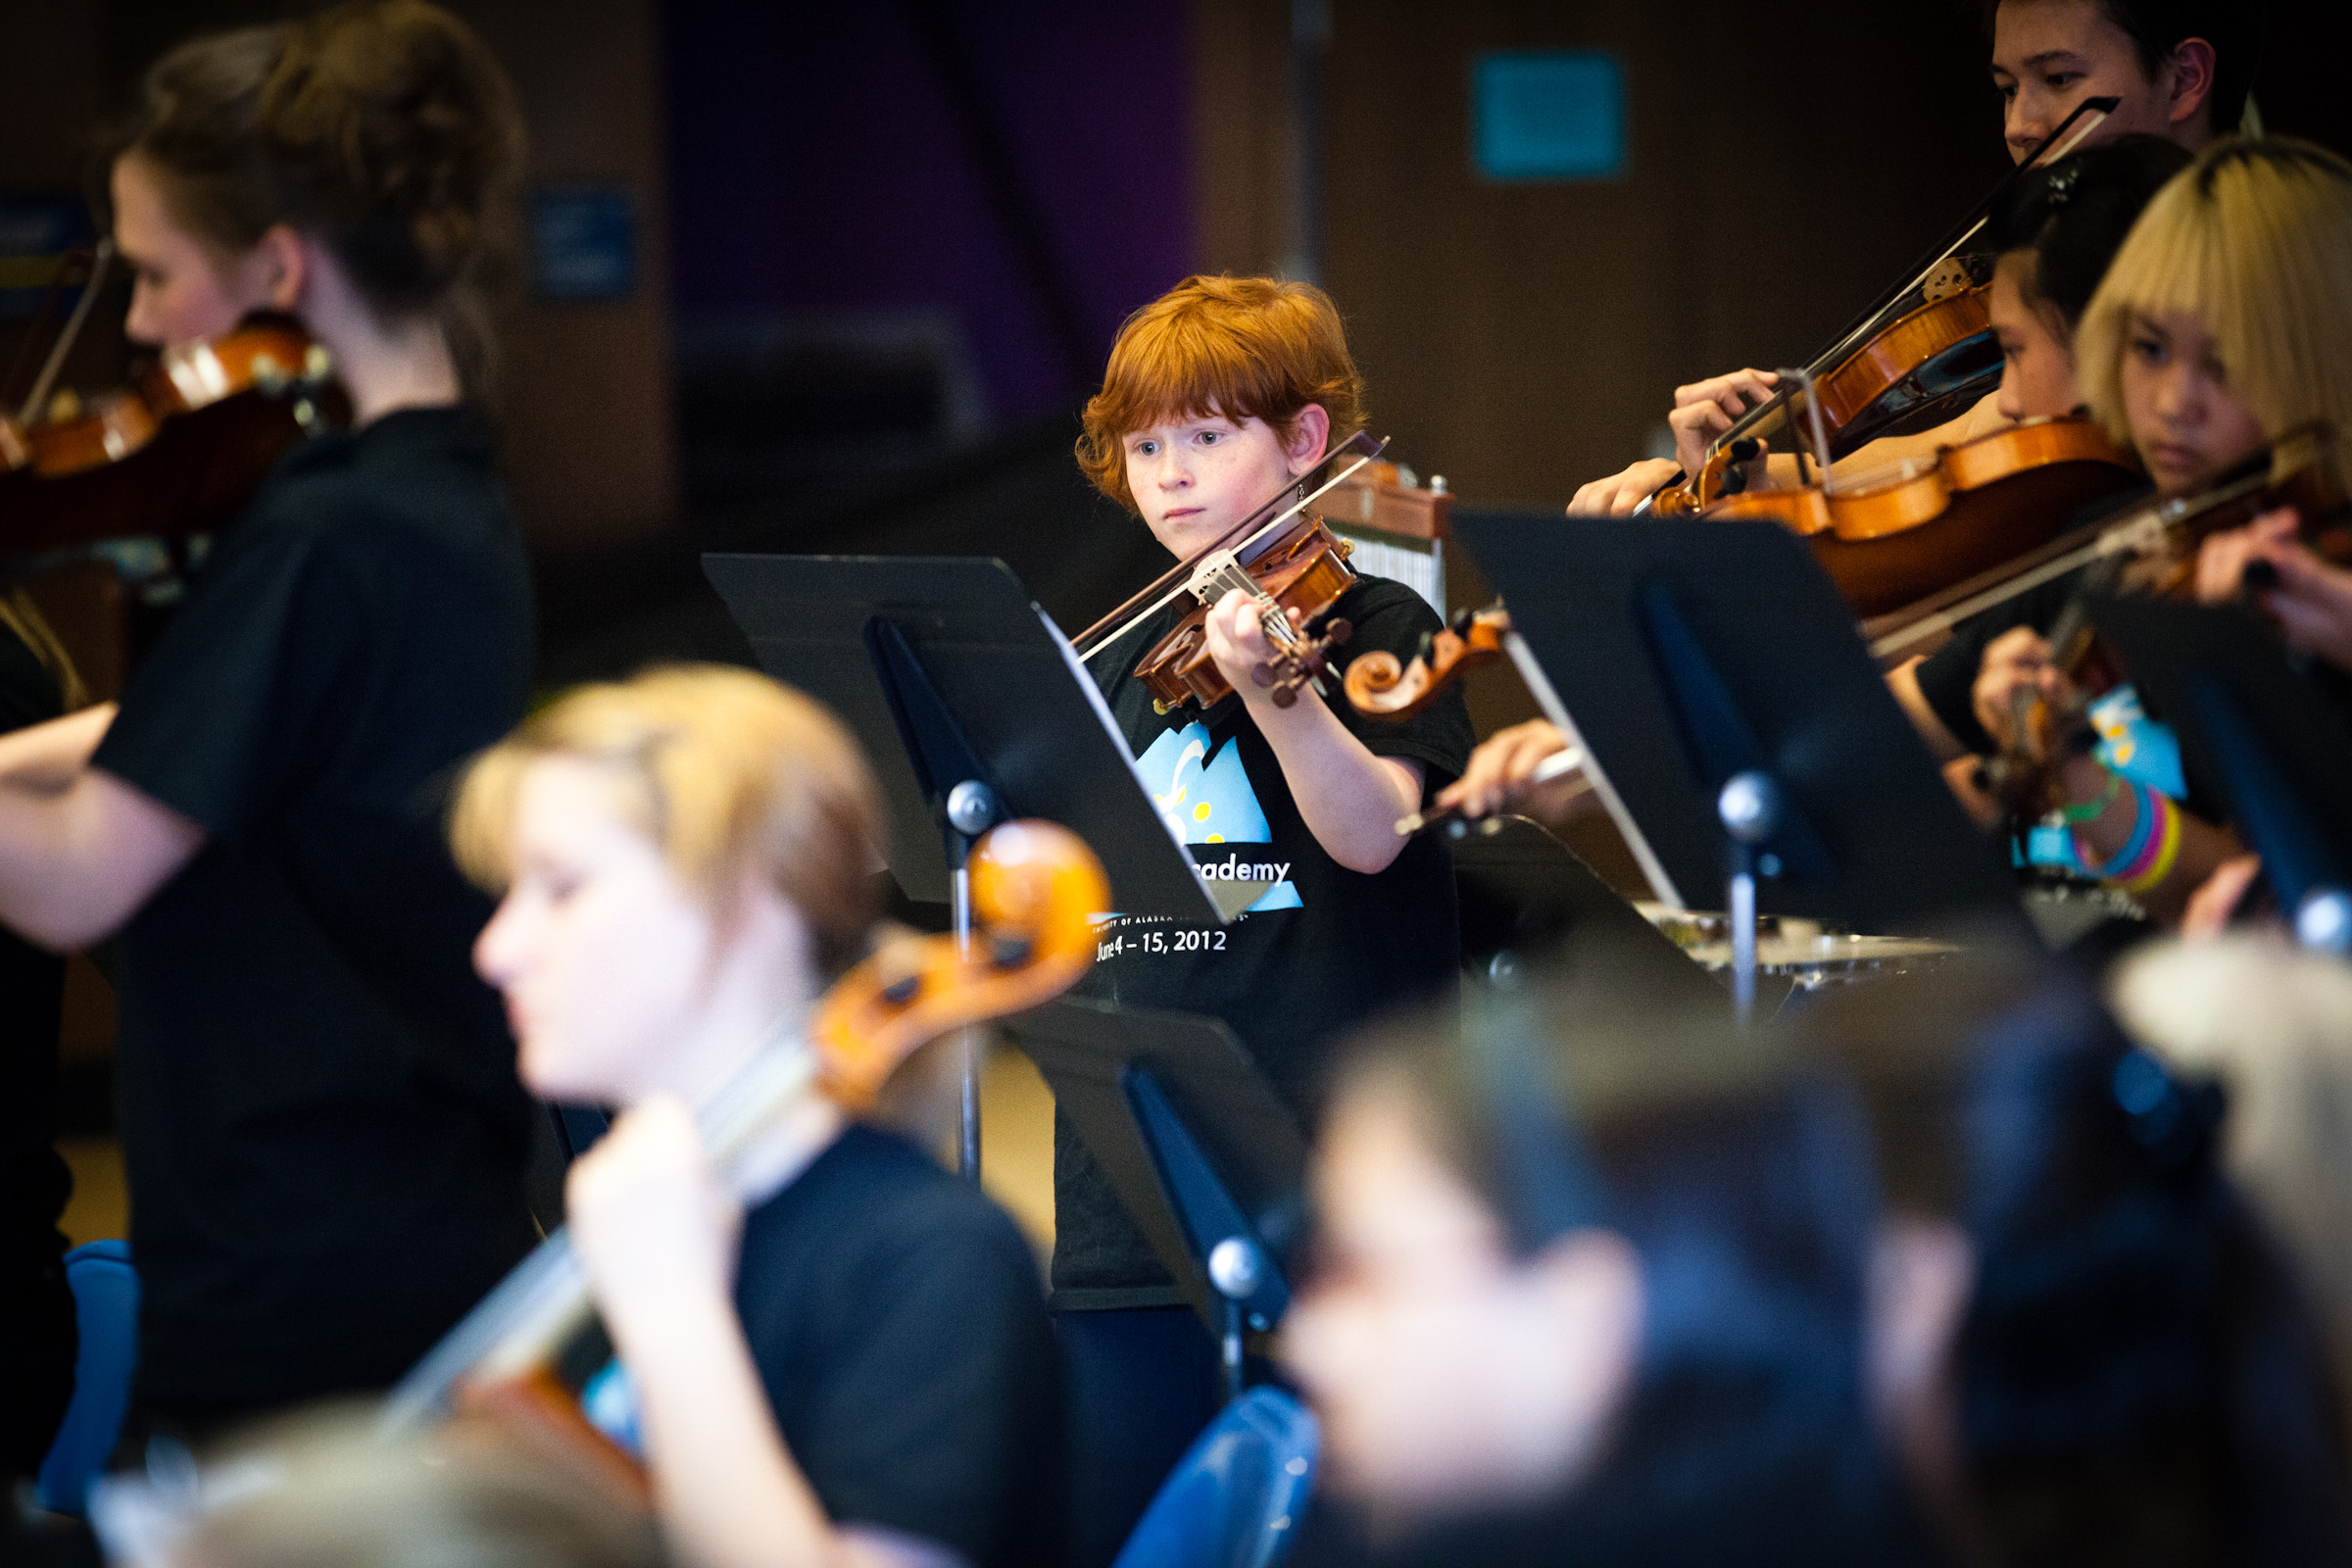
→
(36, 1239, 140, 1516)
(1111, 1387, 1318, 1568)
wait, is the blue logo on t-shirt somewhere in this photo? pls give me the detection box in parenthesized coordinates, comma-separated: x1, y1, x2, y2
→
(1136, 722, 1301, 911)
(2020, 682, 2188, 874)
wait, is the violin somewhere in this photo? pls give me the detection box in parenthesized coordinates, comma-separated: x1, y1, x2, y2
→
(1338, 601, 1598, 837)
(1072, 430, 1388, 715)
(1648, 96, 2120, 516)
(0, 310, 338, 553)
(378, 820, 1109, 1472)
(1873, 422, 2349, 663)
(1710, 413, 2143, 618)
(1130, 508, 1359, 714)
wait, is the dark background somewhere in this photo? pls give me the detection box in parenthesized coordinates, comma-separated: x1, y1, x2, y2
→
(4, 0, 2347, 683)
(4, 0, 2347, 1142)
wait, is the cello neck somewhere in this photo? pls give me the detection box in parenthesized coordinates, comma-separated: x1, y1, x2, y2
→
(378, 1036, 822, 1434)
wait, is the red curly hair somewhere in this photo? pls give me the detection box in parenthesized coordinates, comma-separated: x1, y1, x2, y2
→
(1076, 274, 1368, 514)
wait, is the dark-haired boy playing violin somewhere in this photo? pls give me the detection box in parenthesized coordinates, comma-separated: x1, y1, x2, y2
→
(1058, 273, 1472, 1565)
(1577, 0, 2252, 518)
(1451, 0, 2259, 828)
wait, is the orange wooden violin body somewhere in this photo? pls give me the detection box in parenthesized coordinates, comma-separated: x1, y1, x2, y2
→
(1650, 273, 2002, 517)
(1345, 604, 1512, 719)
(1807, 282, 1994, 437)
(1134, 508, 1360, 715)
(1707, 416, 2144, 617)
(0, 316, 338, 551)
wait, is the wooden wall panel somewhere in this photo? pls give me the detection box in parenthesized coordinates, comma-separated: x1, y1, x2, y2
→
(1314, 0, 2003, 508)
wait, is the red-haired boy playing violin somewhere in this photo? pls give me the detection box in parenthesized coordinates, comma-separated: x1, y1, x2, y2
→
(1057, 274, 1473, 1565)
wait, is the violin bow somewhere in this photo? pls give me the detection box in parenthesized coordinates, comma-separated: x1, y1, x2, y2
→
(1870, 424, 2335, 661)
(1693, 95, 2121, 470)
(376, 1031, 818, 1433)
(14, 240, 114, 427)
(1070, 430, 1388, 662)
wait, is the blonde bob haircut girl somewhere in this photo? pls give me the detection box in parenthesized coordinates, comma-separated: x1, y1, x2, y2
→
(2078, 137, 2352, 491)
(450, 664, 882, 974)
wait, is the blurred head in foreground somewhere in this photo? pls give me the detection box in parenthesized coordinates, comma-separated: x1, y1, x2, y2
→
(1283, 966, 1914, 1565)
(169, 1405, 661, 1568)
(453, 664, 881, 1108)
(2111, 933, 2352, 1434)
(1808, 949, 2350, 1567)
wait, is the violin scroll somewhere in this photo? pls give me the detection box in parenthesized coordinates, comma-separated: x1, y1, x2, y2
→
(1344, 604, 1512, 720)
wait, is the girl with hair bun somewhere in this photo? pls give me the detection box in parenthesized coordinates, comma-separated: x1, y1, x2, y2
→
(0, 1, 540, 1437)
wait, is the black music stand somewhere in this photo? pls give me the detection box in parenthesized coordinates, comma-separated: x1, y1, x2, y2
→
(1451, 513, 2027, 1012)
(1448, 815, 1724, 1001)
(705, 555, 1239, 1177)
(1008, 998, 1308, 1400)
(2087, 594, 2352, 949)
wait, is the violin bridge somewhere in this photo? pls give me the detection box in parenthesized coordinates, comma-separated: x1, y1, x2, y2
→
(1186, 549, 1245, 603)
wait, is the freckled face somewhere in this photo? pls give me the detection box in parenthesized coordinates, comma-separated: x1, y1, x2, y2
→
(2118, 309, 2269, 496)
(1122, 411, 1321, 560)
(1988, 252, 2081, 422)
(471, 758, 717, 1106)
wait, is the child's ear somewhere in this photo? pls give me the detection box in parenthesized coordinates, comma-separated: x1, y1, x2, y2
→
(1285, 403, 1332, 474)
(2164, 37, 2217, 127)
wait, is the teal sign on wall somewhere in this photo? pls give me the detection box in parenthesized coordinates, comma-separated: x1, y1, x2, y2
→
(1472, 52, 1627, 182)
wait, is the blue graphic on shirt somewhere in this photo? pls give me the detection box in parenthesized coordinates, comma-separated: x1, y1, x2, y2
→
(1136, 721, 1301, 911)
(2020, 682, 2186, 874)
(581, 1359, 646, 1459)
(2086, 684, 2186, 801)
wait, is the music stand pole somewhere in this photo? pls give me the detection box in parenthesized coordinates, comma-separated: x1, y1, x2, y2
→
(1207, 1237, 1265, 1404)
(1719, 771, 1782, 1026)
(943, 780, 998, 1178)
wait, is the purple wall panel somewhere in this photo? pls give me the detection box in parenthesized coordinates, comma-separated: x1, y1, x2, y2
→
(662, 0, 1194, 420)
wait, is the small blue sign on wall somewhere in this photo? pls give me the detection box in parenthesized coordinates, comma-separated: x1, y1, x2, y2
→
(530, 186, 637, 301)
(1472, 52, 1627, 182)
(0, 196, 97, 318)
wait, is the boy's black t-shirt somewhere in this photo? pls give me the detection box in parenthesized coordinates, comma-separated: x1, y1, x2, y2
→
(90, 407, 540, 1426)
(734, 1122, 1061, 1568)
(1054, 575, 1475, 1306)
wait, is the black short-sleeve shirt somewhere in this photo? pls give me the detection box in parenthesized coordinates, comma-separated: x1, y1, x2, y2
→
(733, 1123, 1061, 1568)
(90, 407, 539, 1426)
(1054, 575, 1475, 1305)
